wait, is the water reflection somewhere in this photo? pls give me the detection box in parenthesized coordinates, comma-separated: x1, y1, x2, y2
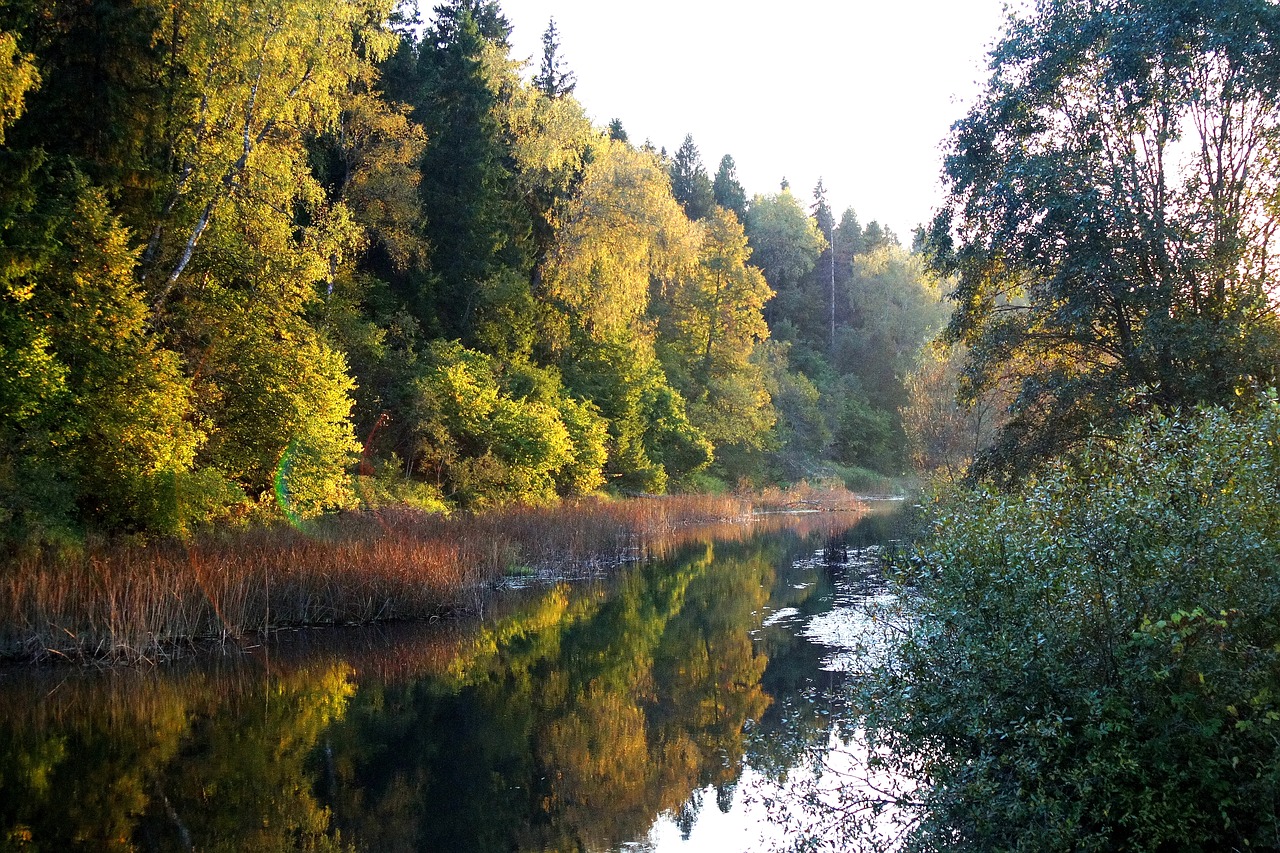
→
(0, 506, 908, 852)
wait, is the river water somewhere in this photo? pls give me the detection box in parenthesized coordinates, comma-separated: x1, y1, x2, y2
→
(0, 503, 910, 852)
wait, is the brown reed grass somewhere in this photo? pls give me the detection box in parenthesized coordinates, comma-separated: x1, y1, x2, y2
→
(0, 491, 862, 664)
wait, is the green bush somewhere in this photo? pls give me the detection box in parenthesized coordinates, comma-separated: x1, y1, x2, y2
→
(406, 342, 608, 507)
(350, 455, 450, 515)
(856, 395, 1280, 851)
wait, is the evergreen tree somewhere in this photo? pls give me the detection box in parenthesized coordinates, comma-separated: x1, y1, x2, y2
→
(3, 0, 165, 205)
(431, 0, 511, 44)
(711, 154, 747, 222)
(0, 162, 205, 541)
(533, 18, 576, 98)
(861, 220, 896, 252)
(810, 179, 836, 354)
(829, 207, 862, 327)
(668, 134, 715, 221)
(810, 179, 834, 237)
(414, 1, 530, 341)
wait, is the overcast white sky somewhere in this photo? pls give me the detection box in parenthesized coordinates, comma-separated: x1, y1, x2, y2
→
(481, 0, 1013, 240)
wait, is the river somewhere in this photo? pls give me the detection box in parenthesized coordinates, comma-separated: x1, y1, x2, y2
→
(0, 503, 911, 852)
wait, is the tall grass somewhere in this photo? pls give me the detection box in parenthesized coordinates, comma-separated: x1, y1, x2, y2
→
(1, 492, 860, 664)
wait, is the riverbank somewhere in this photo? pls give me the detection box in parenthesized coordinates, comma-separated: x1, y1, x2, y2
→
(842, 400, 1280, 850)
(0, 487, 864, 664)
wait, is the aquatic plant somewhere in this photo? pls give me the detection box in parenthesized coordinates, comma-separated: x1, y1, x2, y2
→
(0, 491, 857, 663)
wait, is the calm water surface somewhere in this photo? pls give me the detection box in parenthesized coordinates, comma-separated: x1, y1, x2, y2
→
(0, 504, 910, 852)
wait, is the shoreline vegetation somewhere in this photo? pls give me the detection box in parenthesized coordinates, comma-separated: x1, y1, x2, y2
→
(0, 486, 867, 666)
(851, 397, 1280, 850)
(1, 1, 946, 568)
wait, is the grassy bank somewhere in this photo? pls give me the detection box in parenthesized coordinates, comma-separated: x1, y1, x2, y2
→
(1, 488, 860, 664)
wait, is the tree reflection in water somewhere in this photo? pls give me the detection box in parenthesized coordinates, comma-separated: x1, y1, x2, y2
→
(0, 510, 902, 852)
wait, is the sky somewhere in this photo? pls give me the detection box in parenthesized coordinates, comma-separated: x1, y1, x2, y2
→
(483, 0, 1014, 240)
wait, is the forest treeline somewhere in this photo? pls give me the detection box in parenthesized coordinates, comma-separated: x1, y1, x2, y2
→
(0, 0, 948, 549)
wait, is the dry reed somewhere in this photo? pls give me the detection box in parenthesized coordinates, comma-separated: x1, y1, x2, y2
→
(0, 491, 861, 664)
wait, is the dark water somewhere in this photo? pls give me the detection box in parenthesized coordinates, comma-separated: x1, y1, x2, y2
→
(0, 504, 909, 852)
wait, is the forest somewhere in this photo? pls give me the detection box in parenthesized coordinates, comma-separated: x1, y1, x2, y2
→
(0, 0, 951, 552)
(5, 0, 1280, 847)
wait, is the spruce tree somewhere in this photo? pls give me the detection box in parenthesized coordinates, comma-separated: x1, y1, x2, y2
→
(668, 134, 715, 221)
(712, 154, 747, 222)
(533, 18, 576, 98)
(414, 2, 529, 341)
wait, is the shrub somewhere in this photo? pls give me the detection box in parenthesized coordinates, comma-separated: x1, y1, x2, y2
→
(406, 342, 605, 507)
(854, 394, 1280, 851)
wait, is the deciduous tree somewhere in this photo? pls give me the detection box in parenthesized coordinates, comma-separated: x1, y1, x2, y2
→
(661, 207, 776, 449)
(927, 0, 1280, 479)
(0, 29, 37, 144)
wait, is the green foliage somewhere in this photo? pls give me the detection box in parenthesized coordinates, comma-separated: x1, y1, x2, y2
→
(412, 2, 530, 342)
(532, 17, 575, 98)
(830, 392, 899, 474)
(743, 188, 825, 295)
(196, 301, 361, 516)
(553, 392, 609, 496)
(0, 0, 927, 538)
(712, 155, 747, 222)
(406, 341, 605, 507)
(841, 245, 947, 412)
(858, 396, 1280, 850)
(761, 235, 942, 479)
(927, 0, 1280, 480)
(139, 0, 397, 298)
(825, 461, 899, 495)
(0, 164, 206, 542)
(351, 454, 451, 514)
(753, 340, 830, 478)
(0, 0, 404, 536)
(668, 134, 716, 221)
(559, 332, 712, 495)
(546, 137, 697, 339)
(317, 65, 428, 271)
(639, 382, 714, 490)
(172, 153, 365, 518)
(659, 206, 776, 451)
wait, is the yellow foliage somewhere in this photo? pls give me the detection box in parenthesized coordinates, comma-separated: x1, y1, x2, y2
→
(0, 29, 38, 144)
(547, 139, 698, 339)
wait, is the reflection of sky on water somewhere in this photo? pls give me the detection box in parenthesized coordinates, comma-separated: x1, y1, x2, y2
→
(641, 543, 912, 852)
(805, 592, 900, 673)
(643, 764, 803, 852)
(644, 728, 912, 853)
(759, 606, 801, 628)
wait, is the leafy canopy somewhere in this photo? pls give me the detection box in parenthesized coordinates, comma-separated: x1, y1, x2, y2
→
(926, 0, 1280, 480)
